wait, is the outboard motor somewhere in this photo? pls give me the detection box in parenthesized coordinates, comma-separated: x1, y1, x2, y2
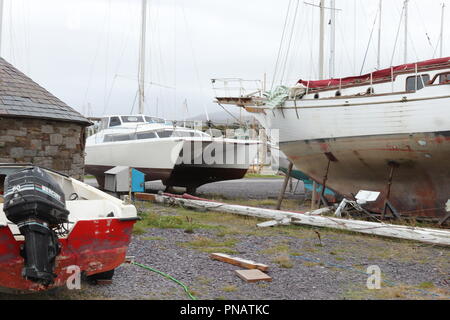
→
(3, 167, 69, 286)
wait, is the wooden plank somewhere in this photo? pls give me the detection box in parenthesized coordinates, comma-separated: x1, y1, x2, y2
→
(235, 269, 272, 283)
(134, 192, 156, 201)
(210, 253, 269, 272)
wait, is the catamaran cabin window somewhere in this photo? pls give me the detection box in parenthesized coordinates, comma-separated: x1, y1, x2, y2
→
(439, 73, 450, 84)
(121, 116, 144, 123)
(103, 133, 133, 142)
(109, 117, 121, 127)
(136, 131, 157, 139)
(157, 130, 173, 138)
(405, 74, 430, 91)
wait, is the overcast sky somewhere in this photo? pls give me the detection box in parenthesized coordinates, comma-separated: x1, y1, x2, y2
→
(1, 0, 448, 120)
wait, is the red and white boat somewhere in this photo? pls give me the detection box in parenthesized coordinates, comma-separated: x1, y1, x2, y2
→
(216, 57, 450, 221)
(0, 164, 138, 293)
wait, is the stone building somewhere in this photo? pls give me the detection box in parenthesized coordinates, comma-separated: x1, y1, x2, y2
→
(0, 58, 91, 179)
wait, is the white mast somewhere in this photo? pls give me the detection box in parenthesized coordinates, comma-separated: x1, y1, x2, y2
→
(138, 0, 147, 115)
(377, 0, 382, 69)
(319, 0, 325, 80)
(440, 2, 445, 57)
(329, 0, 336, 78)
(404, 0, 408, 63)
(0, 0, 4, 56)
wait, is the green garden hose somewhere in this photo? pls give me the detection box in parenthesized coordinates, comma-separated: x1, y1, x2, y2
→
(131, 261, 197, 300)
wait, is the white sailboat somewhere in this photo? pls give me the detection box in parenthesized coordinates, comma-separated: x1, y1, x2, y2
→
(215, 1, 450, 221)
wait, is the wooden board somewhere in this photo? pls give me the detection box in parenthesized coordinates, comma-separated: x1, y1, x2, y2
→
(210, 253, 269, 272)
(134, 193, 157, 201)
(235, 269, 272, 283)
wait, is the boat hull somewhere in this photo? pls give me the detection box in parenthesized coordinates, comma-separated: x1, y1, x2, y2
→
(281, 131, 450, 219)
(85, 138, 184, 189)
(163, 139, 259, 189)
(0, 218, 136, 293)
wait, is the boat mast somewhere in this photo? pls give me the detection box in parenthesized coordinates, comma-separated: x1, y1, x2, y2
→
(138, 0, 147, 115)
(404, 0, 408, 63)
(329, 0, 335, 78)
(377, 0, 382, 69)
(319, 0, 325, 79)
(440, 2, 445, 57)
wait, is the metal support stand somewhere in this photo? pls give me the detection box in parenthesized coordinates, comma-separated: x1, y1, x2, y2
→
(438, 212, 450, 226)
(311, 181, 318, 210)
(382, 162, 400, 219)
(276, 162, 293, 210)
(318, 159, 331, 208)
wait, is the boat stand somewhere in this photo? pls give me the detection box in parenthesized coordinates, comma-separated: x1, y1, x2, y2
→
(276, 162, 293, 210)
(382, 162, 401, 220)
(318, 159, 331, 208)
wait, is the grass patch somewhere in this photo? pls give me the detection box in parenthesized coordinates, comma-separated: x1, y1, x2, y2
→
(260, 244, 290, 255)
(272, 253, 294, 268)
(222, 285, 238, 292)
(179, 236, 238, 254)
(141, 236, 165, 241)
(417, 282, 435, 289)
(132, 210, 220, 235)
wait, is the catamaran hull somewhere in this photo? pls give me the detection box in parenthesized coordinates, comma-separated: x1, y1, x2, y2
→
(281, 131, 450, 219)
(163, 140, 259, 190)
(85, 139, 184, 189)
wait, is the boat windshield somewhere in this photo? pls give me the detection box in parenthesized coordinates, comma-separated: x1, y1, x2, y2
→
(136, 131, 157, 139)
(121, 115, 145, 123)
(145, 116, 165, 124)
(103, 133, 134, 142)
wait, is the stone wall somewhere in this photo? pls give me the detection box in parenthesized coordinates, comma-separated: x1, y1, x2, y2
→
(0, 117, 86, 180)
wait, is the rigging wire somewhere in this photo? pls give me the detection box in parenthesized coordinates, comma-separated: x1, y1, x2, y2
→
(390, 3, 405, 66)
(359, 9, 379, 75)
(280, 0, 300, 85)
(179, 1, 210, 121)
(82, 6, 110, 113)
(270, 0, 292, 90)
(412, 0, 434, 54)
(284, 5, 308, 84)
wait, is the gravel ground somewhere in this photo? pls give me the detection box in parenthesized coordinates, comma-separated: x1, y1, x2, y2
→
(1, 178, 448, 300)
(78, 224, 449, 300)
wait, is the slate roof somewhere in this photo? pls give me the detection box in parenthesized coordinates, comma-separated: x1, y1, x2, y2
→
(0, 57, 91, 126)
